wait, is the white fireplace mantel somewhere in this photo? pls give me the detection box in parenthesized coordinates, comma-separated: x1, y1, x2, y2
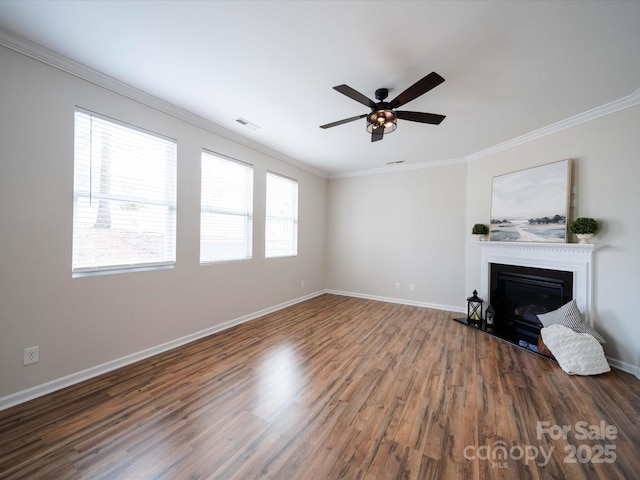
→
(478, 241, 598, 325)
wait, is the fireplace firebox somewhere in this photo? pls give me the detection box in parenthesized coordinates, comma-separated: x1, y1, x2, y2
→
(489, 263, 573, 349)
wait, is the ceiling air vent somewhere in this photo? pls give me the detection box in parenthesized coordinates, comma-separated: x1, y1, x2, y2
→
(235, 117, 260, 131)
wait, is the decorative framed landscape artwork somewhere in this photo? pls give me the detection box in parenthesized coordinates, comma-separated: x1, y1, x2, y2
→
(490, 159, 571, 242)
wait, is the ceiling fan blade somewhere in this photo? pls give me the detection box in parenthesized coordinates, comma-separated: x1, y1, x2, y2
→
(389, 72, 445, 109)
(333, 85, 377, 108)
(320, 113, 367, 129)
(371, 126, 384, 142)
(396, 111, 446, 125)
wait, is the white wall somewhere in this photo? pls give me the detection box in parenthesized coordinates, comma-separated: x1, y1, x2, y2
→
(465, 105, 640, 372)
(325, 165, 467, 311)
(0, 46, 327, 400)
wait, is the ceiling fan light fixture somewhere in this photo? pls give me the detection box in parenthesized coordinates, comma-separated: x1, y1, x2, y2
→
(321, 72, 445, 142)
(366, 109, 397, 134)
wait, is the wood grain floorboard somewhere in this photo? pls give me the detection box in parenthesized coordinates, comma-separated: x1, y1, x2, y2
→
(1, 294, 638, 479)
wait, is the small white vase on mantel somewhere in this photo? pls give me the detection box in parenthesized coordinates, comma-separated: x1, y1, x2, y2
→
(576, 233, 594, 244)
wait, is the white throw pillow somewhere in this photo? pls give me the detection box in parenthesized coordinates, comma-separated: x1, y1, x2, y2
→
(541, 324, 610, 376)
(537, 299, 605, 344)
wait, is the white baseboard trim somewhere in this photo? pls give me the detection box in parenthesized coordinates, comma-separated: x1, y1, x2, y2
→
(3, 290, 637, 410)
(0, 291, 325, 412)
(325, 289, 466, 314)
(606, 356, 640, 379)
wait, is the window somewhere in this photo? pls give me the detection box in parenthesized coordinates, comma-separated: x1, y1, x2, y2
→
(265, 172, 298, 258)
(72, 109, 177, 274)
(200, 151, 253, 263)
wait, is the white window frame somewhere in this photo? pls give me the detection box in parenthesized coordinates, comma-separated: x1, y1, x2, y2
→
(200, 150, 254, 263)
(265, 171, 298, 258)
(72, 108, 177, 275)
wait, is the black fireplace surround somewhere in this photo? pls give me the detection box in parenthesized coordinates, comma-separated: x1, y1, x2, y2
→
(489, 263, 573, 350)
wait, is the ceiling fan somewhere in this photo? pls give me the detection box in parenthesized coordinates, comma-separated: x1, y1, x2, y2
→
(320, 72, 446, 142)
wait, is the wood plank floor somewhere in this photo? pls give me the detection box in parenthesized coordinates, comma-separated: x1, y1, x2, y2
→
(1, 294, 639, 479)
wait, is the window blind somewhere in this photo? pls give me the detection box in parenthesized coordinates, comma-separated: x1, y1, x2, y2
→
(265, 172, 298, 258)
(72, 109, 177, 273)
(200, 151, 253, 263)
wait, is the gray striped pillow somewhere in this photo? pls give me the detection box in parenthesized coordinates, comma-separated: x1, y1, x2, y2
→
(537, 300, 606, 344)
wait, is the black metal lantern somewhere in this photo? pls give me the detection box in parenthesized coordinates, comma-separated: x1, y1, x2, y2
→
(467, 290, 483, 328)
(485, 304, 495, 332)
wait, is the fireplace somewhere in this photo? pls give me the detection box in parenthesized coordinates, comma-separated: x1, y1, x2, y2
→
(477, 241, 597, 353)
(489, 263, 573, 347)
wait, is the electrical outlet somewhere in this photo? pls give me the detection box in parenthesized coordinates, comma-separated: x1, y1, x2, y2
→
(24, 346, 39, 365)
(301, 280, 305, 288)
(395, 282, 401, 290)
(410, 284, 416, 292)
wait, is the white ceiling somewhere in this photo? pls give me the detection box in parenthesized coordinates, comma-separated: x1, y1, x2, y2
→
(1, 1, 639, 177)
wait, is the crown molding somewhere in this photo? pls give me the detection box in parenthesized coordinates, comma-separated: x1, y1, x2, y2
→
(2, 27, 638, 180)
(329, 86, 640, 178)
(465, 86, 640, 162)
(0, 27, 328, 179)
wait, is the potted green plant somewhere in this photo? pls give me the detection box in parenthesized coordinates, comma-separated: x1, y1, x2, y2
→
(569, 217, 599, 244)
(472, 223, 489, 241)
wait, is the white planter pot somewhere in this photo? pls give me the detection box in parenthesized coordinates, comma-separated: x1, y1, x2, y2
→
(576, 233, 594, 244)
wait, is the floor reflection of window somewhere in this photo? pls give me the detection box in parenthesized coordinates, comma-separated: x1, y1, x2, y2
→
(257, 344, 301, 417)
